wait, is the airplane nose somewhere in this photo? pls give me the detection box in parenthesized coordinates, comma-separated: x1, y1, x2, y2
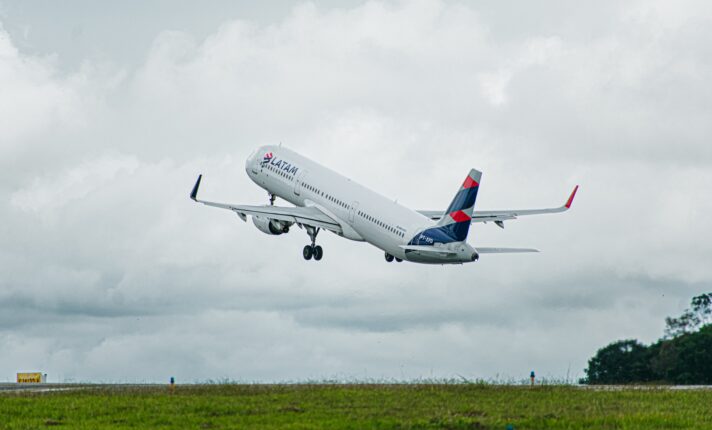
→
(245, 148, 259, 174)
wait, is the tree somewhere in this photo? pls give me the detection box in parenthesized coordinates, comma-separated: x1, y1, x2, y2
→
(664, 293, 712, 338)
(662, 325, 712, 384)
(584, 340, 656, 384)
(583, 292, 712, 385)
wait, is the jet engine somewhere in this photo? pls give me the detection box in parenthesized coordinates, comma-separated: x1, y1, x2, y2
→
(252, 216, 291, 235)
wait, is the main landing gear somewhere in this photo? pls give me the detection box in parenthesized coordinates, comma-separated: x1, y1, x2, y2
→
(268, 193, 276, 206)
(303, 226, 323, 261)
(384, 252, 403, 263)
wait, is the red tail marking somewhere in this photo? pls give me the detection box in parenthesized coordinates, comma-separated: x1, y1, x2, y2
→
(565, 185, 579, 209)
(449, 210, 471, 223)
(463, 176, 479, 189)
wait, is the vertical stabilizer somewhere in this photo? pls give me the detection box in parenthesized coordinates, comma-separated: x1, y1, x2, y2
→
(436, 168, 481, 240)
(409, 169, 481, 245)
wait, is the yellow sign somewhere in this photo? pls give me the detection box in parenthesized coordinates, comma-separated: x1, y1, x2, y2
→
(17, 373, 44, 383)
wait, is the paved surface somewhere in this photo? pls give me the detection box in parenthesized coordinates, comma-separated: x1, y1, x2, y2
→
(1, 384, 78, 393)
(0, 383, 157, 394)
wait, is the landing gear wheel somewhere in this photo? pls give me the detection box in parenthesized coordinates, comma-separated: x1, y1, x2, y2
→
(385, 253, 394, 262)
(303, 245, 313, 260)
(268, 193, 276, 206)
(395, 258, 403, 262)
(303, 226, 322, 262)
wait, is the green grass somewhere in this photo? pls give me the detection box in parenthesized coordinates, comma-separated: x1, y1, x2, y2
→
(1, 384, 711, 429)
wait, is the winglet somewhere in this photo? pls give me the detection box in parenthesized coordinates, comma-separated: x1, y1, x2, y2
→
(190, 174, 202, 201)
(565, 185, 579, 209)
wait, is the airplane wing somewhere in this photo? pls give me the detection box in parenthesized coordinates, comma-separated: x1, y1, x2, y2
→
(189, 175, 343, 233)
(418, 185, 578, 227)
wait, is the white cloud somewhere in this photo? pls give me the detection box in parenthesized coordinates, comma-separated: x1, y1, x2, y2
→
(478, 36, 564, 107)
(0, 28, 83, 148)
(10, 155, 139, 213)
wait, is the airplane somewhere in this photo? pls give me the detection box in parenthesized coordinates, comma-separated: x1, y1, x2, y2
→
(190, 145, 578, 264)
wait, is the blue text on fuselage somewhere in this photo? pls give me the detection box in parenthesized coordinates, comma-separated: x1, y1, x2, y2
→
(264, 157, 299, 175)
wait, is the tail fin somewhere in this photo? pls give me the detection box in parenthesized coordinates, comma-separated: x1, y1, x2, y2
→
(436, 168, 481, 240)
(409, 169, 481, 246)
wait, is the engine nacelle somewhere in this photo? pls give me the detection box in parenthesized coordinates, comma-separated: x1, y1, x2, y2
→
(252, 216, 291, 235)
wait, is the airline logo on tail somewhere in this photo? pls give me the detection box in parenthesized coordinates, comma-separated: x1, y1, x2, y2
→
(409, 169, 481, 246)
(444, 175, 479, 223)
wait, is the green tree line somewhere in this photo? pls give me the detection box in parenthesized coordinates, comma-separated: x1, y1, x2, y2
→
(583, 293, 712, 384)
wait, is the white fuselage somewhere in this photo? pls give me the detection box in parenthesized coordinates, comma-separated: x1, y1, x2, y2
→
(245, 145, 475, 263)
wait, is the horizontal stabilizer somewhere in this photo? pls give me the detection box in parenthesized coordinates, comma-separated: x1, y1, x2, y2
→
(476, 247, 539, 254)
(400, 245, 457, 256)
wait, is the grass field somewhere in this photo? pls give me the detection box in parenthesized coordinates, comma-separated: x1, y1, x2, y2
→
(1, 384, 711, 429)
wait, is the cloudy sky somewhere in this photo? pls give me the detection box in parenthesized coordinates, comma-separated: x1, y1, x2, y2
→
(1, 0, 711, 383)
